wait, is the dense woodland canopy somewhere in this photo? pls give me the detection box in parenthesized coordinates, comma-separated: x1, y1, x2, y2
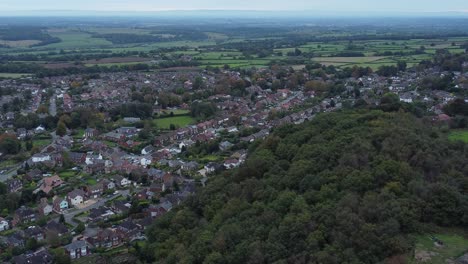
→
(142, 110, 468, 264)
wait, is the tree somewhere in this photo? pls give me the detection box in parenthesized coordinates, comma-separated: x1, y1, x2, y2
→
(25, 140, 33, 151)
(75, 222, 85, 234)
(397, 61, 407, 72)
(56, 121, 67, 137)
(0, 135, 21, 155)
(59, 214, 65, 224)
(193, 76, 204, 90)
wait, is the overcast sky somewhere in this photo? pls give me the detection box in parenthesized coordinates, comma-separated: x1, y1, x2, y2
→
(1, 0, 467, 13)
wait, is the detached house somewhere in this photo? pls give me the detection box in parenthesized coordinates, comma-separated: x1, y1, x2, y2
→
(86, 185, 103, 199)
(0, 218, 9, 231)
(113, 175, 131, 188)
(101, 179, 115, 191)
(67, 189, 86, 207)
(64, 240, 92, 259)
(6, 178, 22, 193)
(38, 198, 53, 216)
(24, 226, 45, 241)
(13, 206, 36, 227)
(31, 153, 51, 163)
(53, 197, 69, 213)
(40, 175, 64, 194)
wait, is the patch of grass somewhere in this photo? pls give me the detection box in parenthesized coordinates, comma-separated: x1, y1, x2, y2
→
(59, 170, 77, 180)
(153, 115, 195, 130)
(86, 178, 97, 185)
(0, 73, 32, 78)
(408, 231, 468, 263)
(448, 130, 468, 143)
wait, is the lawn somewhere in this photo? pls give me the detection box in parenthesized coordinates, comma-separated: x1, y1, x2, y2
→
(408, 232, 468, 263)
(448, 130, 468, 143)
(59, 170, 77, 180)
(153, 116, 195, 130)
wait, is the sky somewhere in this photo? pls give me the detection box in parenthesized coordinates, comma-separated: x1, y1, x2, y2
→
(0, 0, 468, 13)
(0, 0, 467, 13)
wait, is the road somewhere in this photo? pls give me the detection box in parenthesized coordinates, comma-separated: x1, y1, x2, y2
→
(64, 189, 130, 227)
(0, 131, 58, 183)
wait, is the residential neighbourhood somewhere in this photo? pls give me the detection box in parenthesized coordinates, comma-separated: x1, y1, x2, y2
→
(0, 33, 467, 263)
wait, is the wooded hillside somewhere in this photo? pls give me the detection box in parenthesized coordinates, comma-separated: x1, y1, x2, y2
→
(142, 110, 468, 264)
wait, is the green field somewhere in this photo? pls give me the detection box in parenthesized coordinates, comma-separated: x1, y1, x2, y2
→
(153, 116, 195, 129)
(44, 31, 112, 49)
(0, 73, 32, 78)
(408, 232, 468, 263)
(448, 130, 468, 143)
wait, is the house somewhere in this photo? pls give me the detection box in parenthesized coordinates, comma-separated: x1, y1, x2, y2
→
(102, 131, 125, 142)
(53, 197, 69, 213)
(3, 232, 25, 248)
(224, 159, 241, 170)
(112, 200, 131, 215)
(123, 117, 141, 123)
(101, 179, 115, 191)
(86, 185, 103, 199)
(24, 226, 45, 241)
(64, 240, 92, 259)
(219, 141, 234, 151)
(31, 153, 51, 163)
(13, 206, 36, 227)
(44, 220, 68, 236)
(16, 128, 27, 139)
(0, 218, 9, 231)
(88, 207, 115, 222)
(85, 153, 103, 165)
(147, 168, 165, 181)
(67, 189, 86, 207)
(40, 175, 64, 194)
(69, 152, 87, 164)
(116, 127, 138, 137)
(140, 156, 152, 166)
(38, 198, 53, 216)
(87, 228, 124, 248)
(116, 220, 141, 241)
(6, 178, 23, 193)
(26, 169, 43, 181)
(35, 125, 46, 134)
(12, 247, 53, 264)
(113, 175, 131, 188)
(141, 145, 155, 155)
(181, 161, 199, 171)
(204, 162, 221, 174)
(84, 128, 99, 138)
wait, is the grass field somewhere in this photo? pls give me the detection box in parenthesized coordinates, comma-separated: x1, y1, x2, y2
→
(0, 73, 32, 78)
(408, 232, 468, 263)
(448, 130, 468, 143)
(45, 31, 112, 49)
(153, 115, 195, 129)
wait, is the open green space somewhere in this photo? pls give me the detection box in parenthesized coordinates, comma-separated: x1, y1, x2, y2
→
(153, 115, 195, 129)
(408, 231, 468, 263)
(448, 130, 468, 143)
(0, 73, 32, 78)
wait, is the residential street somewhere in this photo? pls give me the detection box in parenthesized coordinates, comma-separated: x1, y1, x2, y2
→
(64, 189, 130, 227)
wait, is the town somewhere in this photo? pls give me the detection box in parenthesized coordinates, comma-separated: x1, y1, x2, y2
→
(0, 13, 468, 264)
